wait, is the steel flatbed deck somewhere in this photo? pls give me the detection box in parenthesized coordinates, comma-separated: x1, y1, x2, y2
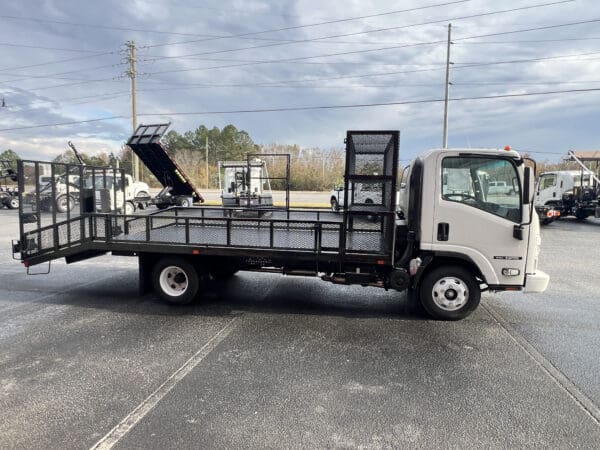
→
(17, 205, 393, 268)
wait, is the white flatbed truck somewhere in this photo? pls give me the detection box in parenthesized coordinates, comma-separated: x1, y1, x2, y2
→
(12, 129, 548, 320)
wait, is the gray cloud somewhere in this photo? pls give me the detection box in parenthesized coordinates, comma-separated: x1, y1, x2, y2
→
(0, 0, 598, 163)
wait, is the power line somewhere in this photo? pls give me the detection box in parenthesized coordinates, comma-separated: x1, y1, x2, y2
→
(138, 90, 600, 117)
(139, 50, 600, 88)
(22, 77, 122, 92)
(0, 115, 125, 132)
(137, 15, 600, 77)
(144, 0, 472, 49)
(0, 62, 125, 84)
(2, 92, 131, 114)
(0, 1, 469, 46)
(1, 86, 598, 132)
(139, 55, 447, 68)
(0, 51, 116, 73)
(455, 18, 600, 42)
(457, 37, 600, 45)
(132, 80, 600, 92)
(14, 45, 597, 95)
(142, 1, 574, 59)
(0, 42, 109, 53)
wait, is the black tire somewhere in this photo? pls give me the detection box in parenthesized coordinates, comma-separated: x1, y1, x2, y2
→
(330, 198, 339, 212)
(419, 266, 481, 320)
(152, 257, 200, 305)
(7, 197, 18, 209)
(575, 209, 588, 221)
(124, 201, 135, 215)
(56, 194, 73, 213)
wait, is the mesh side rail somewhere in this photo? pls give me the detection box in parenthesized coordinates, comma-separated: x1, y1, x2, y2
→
(20, 216, 90, 258)
(112, 214, 345, 253)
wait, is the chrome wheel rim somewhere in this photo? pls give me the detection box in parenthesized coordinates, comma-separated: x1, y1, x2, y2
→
(159, 266, 188, 297)
(431, 277, 468, 311)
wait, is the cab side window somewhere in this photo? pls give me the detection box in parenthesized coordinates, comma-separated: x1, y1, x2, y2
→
(442, 157, 521, 223)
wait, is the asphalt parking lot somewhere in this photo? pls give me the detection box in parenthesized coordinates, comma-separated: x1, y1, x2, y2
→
(1, 208, 599, 448)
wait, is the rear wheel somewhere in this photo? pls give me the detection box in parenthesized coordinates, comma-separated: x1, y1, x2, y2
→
(7, 197, 18, 209)
(56, 194, 74, 213)
(575, 209, 588, 221)
(152, 257, 200, 305)
(419, 266, 480, 320)
(124, 201, 135, 215)
(179, 197, 191, 207)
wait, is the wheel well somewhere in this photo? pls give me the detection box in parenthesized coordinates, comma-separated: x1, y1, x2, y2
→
(415, 255, 486, 289)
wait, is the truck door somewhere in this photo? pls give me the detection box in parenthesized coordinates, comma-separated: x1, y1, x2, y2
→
(432, 154, 528, 287)
(536, 173, 558, 206)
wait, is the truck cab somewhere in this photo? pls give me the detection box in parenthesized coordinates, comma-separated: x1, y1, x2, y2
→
(399, 148, 547, 317)
(535, 170, 592, 208)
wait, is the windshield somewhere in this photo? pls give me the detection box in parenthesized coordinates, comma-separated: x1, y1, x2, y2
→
(442, 157, 521, 223)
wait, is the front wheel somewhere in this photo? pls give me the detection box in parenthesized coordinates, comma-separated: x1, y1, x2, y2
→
(419, 266, 481, 320)
(152, 257, 200, 305)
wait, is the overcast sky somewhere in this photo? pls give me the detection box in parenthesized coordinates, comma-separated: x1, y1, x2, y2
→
(0, 0, 598, 163)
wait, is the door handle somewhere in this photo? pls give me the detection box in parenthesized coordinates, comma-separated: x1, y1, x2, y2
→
(552, 192, 556, 197)
(437, 222, 449, 241)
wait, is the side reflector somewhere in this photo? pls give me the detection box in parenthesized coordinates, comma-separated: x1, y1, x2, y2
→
(376, 259, 385, 265)
(192, 249, 200, 255)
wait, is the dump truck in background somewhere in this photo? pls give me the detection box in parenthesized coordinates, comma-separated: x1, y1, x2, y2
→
(126, 124, 204, 209)
(12, 129, 548, 321)
(535, 151, 600, 222)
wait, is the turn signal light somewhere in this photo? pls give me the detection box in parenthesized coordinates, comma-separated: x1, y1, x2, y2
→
(502, 268, 520, 276)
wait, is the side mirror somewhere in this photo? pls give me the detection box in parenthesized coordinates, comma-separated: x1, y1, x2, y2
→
(513, 224, 524, 240)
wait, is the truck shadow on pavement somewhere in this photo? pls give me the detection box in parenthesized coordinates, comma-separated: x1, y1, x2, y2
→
(29, 270, 430, 321)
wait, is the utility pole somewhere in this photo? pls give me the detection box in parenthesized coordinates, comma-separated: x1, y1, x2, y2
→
(442, 23, 452, 149)
(205, 135, 209, 189)
(126, 40, 139, 181)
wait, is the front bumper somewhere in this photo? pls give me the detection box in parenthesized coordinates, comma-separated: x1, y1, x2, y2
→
(524, 270, 550, 293)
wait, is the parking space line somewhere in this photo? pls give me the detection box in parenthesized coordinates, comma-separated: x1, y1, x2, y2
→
(483, 303, 600, 426)
(90, 315, 242, 450)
